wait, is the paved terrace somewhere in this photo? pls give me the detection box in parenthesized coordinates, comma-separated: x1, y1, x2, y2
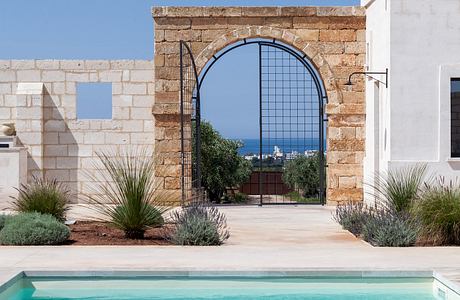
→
(0, 206, 460, 286)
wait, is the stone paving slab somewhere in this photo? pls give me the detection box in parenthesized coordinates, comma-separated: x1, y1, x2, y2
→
(0, 206, 459, 287)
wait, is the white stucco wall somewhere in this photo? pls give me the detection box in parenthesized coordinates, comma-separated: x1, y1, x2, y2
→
(362, 0, 391, 203)
(365, 0, 460, 195)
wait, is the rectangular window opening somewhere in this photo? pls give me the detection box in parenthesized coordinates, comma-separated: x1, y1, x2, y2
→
(451, 78, 460, 157)
(77, 83, 112, 120)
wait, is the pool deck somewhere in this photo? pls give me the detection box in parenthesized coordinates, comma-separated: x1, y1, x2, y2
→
(1, 206, 460, 287)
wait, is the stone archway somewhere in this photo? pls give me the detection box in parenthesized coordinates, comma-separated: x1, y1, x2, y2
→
(152, 6, 366, 205)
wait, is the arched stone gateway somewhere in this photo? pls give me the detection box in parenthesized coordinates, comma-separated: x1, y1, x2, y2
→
(152, 6, 366, 205)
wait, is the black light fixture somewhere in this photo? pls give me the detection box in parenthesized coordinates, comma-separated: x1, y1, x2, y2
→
(345, 68, 388, 88)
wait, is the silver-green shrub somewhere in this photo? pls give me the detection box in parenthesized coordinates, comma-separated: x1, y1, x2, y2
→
(0, 213, 70, 245)
(362, 209, 417, 247)
(170, 202, 230, 246)
(333, 202, 371, 236)
(0, 214, 9, 231)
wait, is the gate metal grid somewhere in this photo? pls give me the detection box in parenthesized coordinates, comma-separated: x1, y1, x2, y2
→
(180, 39, 326, 205)
(179, 41, 202, 205)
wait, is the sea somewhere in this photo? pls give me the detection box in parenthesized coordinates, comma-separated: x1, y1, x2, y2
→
(235, 138, 324, 155)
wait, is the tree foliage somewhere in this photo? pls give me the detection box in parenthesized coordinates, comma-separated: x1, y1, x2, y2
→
(283, 153, 321, 198)
(196, 121, 252, 201)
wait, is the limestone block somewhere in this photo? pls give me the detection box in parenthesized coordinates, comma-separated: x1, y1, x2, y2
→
(17, 70, 41, 82)
(44, 145, 68, 157)
(153, 18, 191, 30)
(113, 95, 132, 107)
(0, 61, 11, 70)
(43, 133, 59, 144)
(113, 107, 130, 120)
(16, 107, 42, 120)
(0, 71, 16, 82)
(0, 83, 11, 94)
(43, 157, 56, 169)
(133, 95, 153, 107)
(18, 132, 42, 145)
(85, 60, 110, 69)
(110, 60, 135, 69)
(165, 29, 202, 42)
(241, 7, 280, 17)
(52, 82, 66, 94)
(123, 83, 147, 95)
(56, 157, 78, 169)
(66, 72, 89, 81)
(122, 120, 144, 132)
(104, 132, 129, 145)
(0, 108, 12, 120)
(122, 70, 130, 81)
(338, 176, 357, 189)
(191, 17, 227, 29)
(84, 132, 105, 144)
(134, 60, 153, 70)
(45, 169, 70, 181)
(4, 95, 16, 106)
(11, 60, 35, 69)
(99, 70, 122, 82)
(345, 42, 366, 54)
(36, 60, 60, 70)
(130, 132, 153, 144)
(130, 70, 153, 82)
(60, 60, 85, 70)
(59, 132, 81, 144)
(44, 120, 66, 132)
(131, 107, 153, 119)
(42, 71, 65, 82)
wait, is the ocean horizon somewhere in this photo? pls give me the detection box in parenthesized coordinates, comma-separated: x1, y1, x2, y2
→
(234, 138, 324, 155)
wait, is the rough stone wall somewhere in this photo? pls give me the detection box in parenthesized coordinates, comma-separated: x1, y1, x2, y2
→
(152, 6, 366, 205)
(0, 60, 154, 203)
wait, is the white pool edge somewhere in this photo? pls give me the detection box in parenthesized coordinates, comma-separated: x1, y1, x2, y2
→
(1, 269, 459, 299)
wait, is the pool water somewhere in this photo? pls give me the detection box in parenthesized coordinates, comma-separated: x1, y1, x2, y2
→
(0, 276, 443, 300)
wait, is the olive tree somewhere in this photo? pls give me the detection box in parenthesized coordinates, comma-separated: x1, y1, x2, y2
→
(283, 153, 321, 198)
(195, 121, 252, 201)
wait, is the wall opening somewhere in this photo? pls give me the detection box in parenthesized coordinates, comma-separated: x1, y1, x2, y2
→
(76, 83, 112, 120)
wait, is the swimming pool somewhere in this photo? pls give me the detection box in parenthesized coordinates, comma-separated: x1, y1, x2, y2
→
(0, 271, 459, 300)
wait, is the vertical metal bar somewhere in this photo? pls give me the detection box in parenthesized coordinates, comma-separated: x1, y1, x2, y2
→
(259, 43, 263, 207)
(195, 86, 202, 200)
(179, 41, 185, 206)
(319, 95, 325, 205)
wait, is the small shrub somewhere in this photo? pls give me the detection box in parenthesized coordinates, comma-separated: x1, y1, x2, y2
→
(169, 202, 230, 246)
(10, 177, 70, 221)
(413, 178, 460, 245)
(85, 148, 169, 239)
(223, 192, 248, 204)
(362, 209, 417, 247)
(333, 202, 371, 236)
(0, 212, 70, 245)
(367, 164, 427, 213)
(0, 214, 10, 231)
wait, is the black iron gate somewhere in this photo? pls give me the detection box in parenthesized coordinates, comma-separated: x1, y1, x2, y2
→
(179, 41, 201, 204)
(180, 39, 326, 205)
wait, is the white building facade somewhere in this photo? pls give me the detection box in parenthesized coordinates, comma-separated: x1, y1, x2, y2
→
(363, 0, 460, 202)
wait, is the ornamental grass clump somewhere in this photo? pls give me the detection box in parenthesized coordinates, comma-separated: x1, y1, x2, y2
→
(0, 212, 70, 245)
(85, 148, 169, 239)
(413, 178, 460, 245)
(169, 202, 230, 246)
(10, 177, 70, 222)
(367, 164, 427, 213)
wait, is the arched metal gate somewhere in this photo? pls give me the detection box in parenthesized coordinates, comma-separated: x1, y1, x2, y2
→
(180, 39, 327, 205)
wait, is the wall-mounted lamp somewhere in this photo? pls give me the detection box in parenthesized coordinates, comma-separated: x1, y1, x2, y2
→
(345, 68, 388, 88)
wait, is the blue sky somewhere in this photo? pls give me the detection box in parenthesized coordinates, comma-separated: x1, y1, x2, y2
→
(0, 0, 360, 138)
